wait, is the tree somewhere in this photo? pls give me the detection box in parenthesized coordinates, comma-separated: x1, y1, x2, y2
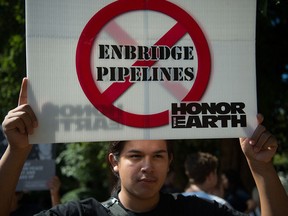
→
(0, 0, 26, 120)
(256, 0, 288, 170)
(56, 142, 112, 202)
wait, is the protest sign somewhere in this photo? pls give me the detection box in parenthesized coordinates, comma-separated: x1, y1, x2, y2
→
(0, 127, 55, 191)
(15, 144, 56, 191)
(26, 0, 258, 143)
(16, 158, 55, 191)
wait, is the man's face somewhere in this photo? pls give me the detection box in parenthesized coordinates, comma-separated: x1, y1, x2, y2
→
(114, 140, 171, 200)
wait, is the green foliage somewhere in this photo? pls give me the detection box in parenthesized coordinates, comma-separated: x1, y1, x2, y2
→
(0, 0, 26, 120)
(256, 0, 288, 151)
(56, 142, 111, 201)
(60, 187, 98, 203)
(274, 153, 288, 170)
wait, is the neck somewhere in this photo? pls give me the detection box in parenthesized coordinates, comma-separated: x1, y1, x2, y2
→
(118, 189, 160, 213)
(186, 183, 210, 193)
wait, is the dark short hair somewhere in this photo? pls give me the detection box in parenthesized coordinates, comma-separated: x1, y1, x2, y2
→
(184, 152, 218, 184)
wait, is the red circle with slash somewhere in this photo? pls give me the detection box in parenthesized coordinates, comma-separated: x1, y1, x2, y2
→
(76, 0, 211, 128)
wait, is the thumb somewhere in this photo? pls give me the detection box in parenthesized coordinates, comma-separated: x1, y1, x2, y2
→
(18, 77, 28, 106)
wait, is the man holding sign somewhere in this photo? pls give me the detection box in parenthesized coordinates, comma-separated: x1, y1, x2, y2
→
(0, 78, 287, 216)
(1, 0, 287, 215)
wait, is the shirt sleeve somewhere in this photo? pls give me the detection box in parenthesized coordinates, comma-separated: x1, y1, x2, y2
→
(34, 198, 109, 216)
(175, 194, 249, 216)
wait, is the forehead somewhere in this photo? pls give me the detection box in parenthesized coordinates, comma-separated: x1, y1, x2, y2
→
(122, 140, 167, 153)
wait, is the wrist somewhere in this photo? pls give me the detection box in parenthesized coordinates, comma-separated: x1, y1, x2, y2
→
(248, 159, 275, 176)
(7, 144, 32, 158)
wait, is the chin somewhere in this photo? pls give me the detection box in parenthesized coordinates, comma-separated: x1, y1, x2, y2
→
(133, 188, 160, 200)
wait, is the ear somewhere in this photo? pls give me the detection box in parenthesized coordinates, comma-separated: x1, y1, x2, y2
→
(206, 171, 217, 185)
(206, 172, 213, 182)
(108, 153, 119, 173)
(168, 154, 174, 173)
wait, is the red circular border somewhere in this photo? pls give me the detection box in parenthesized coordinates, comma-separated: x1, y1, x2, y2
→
(76, 0, 211, 128)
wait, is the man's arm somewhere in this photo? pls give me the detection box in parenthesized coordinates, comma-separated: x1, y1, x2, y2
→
(240, 115, 288, 216)
(48, 176, 62, 206)
(0, 78, 38, 216)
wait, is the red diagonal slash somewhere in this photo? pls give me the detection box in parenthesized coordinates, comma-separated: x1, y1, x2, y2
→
(103, 21, 187, 103)
(102, 21, 187, 102)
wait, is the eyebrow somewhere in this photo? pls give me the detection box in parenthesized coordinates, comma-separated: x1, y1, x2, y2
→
(154, 150, 168, 154)
(126, 149, 168, 154)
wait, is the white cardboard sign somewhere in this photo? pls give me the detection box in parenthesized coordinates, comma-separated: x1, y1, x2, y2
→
(26, 0, 258, 144)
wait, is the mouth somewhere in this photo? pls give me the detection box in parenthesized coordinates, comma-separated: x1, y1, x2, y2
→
(138, 177, 157, 183)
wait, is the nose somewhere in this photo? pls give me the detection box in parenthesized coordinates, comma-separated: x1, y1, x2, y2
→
(140, 157, 154, 173)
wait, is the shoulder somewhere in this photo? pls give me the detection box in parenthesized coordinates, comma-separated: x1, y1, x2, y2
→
(182, 191, 233, 209)
(208, 194, 233, 209)
(34, 198, 109, 216)
(160, 193, 214, 210)
(182, 191, 210, 199)
(161, 193, 246, 216)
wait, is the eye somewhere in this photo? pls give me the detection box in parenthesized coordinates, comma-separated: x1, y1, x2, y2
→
(128, 154, 142, 159)
(154, 154, 164, 159)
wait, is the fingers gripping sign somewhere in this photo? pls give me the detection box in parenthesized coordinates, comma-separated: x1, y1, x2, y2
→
(2, 78, 38, 148)
(240, 115, 278, 163)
